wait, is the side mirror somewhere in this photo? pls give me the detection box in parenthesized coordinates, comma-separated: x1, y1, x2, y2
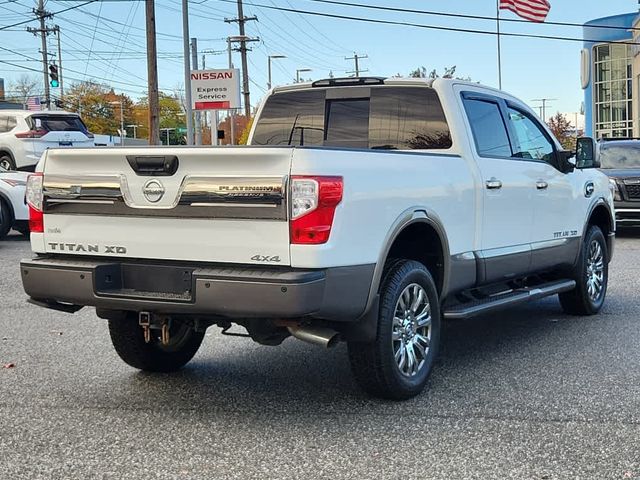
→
(556, 150, 576, 174)
(575, 137, 600, 169)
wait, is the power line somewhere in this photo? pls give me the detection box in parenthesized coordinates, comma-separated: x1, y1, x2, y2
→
(84, 0, 104, 76)
(281, 0, 350, 54)
(217, 0, 640, 47)
(0, 0, 98, 31)
(303, 0, 640, 34)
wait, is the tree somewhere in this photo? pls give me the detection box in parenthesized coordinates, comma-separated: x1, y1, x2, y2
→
(396, 66, 472, 81)
(63, 81, 135, 135)
(547, 112, 575, 150)
(217, 114, 250, 145)
(133, 92, 185, 143)
(238, 117, 254, 145)
(7, 74, 40, 105)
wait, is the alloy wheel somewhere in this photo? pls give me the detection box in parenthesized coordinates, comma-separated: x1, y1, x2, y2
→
(585, 239, 605, 302)
(392, 283, 432, 377)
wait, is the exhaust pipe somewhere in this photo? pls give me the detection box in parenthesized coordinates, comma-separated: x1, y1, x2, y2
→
(287, 326, 340, 348)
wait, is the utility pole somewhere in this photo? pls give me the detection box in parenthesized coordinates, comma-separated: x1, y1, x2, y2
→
(191, 38, 201, 145)
(27, 0, 54, 109)
(227, 38, 235, 145)
(181, 0, 194, 145)
(146, 0, 160, 145)
(225, 1, 257, 118)
(345, 52, 368, 77)
(53, 26, 63, 98)
(532, 98, 557, 123)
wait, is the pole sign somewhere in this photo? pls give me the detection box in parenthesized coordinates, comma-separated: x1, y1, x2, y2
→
(190, 69, 241, 110)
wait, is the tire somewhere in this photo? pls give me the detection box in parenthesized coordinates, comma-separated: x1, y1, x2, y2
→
(0, 154, 16, 171)
(108, 313, 205, 372)
(559, 225, 608, 315)
(347, 259, 441, 400)
(0, 198, 13, 240)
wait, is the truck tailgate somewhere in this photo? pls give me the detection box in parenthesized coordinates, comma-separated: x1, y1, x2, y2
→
(38, 147, 293, 265)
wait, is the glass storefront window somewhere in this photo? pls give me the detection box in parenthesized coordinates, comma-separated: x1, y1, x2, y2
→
(593, 43, 633, 138)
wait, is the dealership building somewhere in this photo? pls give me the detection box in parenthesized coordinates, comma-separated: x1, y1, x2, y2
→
(582, 12, 640, 138)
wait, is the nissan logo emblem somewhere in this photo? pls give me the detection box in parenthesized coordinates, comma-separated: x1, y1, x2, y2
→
(143, 179, 165, 203)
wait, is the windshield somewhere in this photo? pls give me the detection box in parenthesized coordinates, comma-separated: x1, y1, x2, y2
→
(27, 115, 89, 133)
(600, 143, 640, 169)
(252, 86, 452, 150)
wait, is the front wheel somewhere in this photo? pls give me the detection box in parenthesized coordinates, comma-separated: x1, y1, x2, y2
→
(559, 225, 608, 315)
(108, 314, 205, 372)
(0, 154, 16, 171)
(347, 260, 441, 400)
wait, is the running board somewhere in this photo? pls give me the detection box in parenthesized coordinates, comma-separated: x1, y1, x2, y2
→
(443, 279, 576, 320)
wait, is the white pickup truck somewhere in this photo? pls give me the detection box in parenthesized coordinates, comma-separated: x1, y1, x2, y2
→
(21, 77, 615, 400)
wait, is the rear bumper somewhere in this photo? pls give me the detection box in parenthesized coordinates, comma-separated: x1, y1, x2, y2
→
(20, 256, 374, 321)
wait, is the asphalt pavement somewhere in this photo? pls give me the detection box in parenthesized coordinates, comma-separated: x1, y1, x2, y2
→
(2, 231, 640, 479)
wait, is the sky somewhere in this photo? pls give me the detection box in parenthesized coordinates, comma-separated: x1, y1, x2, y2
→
(1, 0, 639, 119)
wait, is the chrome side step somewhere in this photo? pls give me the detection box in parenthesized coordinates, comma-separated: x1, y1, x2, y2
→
(443, 279, 576, 320)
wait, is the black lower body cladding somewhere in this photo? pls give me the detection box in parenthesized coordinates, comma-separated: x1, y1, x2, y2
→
(20, 256, 375, 322)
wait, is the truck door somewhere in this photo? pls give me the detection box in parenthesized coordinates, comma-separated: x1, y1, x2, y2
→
(461, 92, 533, 283)
(503, 104, 583, 271)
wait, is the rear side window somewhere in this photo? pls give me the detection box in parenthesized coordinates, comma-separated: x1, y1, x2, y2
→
(251, 86, 452, 150)
(27, 115, 88, 133)
(369, 87, 451, 149)
(463, 99, 512, 158)
(251, 90, 325, 146)
(0, 116, 17, 133)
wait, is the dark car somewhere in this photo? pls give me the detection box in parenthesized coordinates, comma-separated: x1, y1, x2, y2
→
(599, 139, 640, 227)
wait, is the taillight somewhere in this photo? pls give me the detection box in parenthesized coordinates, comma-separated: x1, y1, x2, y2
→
(26, 173, 44, 233)
(15, 129, 47, 139)
(290, 176, 343, 245)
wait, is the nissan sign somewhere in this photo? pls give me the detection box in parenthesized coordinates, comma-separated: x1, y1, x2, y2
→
(190, 69, 241, 110)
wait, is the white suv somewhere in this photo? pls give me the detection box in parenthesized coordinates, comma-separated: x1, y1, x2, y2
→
(0, 110, 94, 171)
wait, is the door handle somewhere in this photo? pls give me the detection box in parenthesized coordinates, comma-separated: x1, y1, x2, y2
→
(485, 178, 502, 190)
(536, 181, 549, 190)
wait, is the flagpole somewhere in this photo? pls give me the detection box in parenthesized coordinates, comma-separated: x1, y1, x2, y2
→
(496, 0, 502, 89)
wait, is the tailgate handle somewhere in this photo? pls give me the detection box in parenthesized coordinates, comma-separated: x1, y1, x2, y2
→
(126, 155, 179, 176)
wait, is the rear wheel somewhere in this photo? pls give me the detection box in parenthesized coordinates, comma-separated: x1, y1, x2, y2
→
(348, 260, 441, 400)
(0, 199, 13, 239)
(108, 314, 205, 372)
(0, 153, 16, 171)
(559, 225, 608, 315)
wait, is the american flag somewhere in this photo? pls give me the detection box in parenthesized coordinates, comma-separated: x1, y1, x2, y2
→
(499, 0, 551, 23)
(25, 96, 42, 111)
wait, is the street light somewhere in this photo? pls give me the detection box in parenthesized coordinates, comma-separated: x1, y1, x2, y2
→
(109, 100, 125, 146)
(268, 55, 286, 90)
(296, 68, 312, 83)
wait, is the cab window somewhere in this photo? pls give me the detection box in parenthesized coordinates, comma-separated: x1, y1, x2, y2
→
(506, 107, 555, 163)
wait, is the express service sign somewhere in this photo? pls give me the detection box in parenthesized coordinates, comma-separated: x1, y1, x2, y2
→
(190, 69, 241, 110)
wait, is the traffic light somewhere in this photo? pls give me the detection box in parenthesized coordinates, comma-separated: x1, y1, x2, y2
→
(48, 64, 59, 88)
